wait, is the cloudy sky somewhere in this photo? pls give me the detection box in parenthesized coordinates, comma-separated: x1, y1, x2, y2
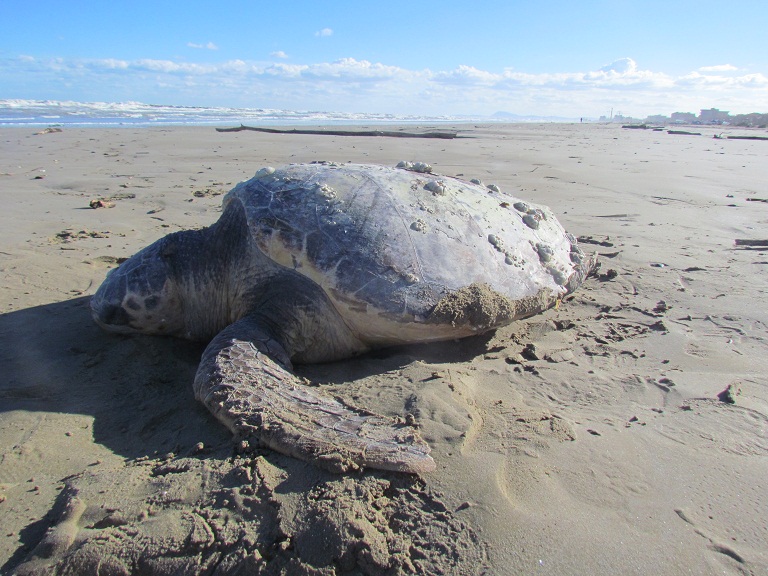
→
(2, 0, 766, 118)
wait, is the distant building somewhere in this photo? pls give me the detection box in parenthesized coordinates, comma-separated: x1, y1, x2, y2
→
(599, 113, 643, 123)
(645, 115, 669, 124)
(671, 112, 696, 124)
(609, 114, 641, 123)
(699, 108, 730, 124)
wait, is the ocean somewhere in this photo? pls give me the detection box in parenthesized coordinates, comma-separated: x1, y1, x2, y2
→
(0, 99, 484, 128)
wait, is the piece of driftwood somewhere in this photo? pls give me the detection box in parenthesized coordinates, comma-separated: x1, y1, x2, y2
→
(215, 125, 458, 139)
(746, 198, 768, 203)
(577, 235, 614, 247)
(735, 239, 768, 247)
(727, 135, 768, 141)
(668, 130, 701, 136)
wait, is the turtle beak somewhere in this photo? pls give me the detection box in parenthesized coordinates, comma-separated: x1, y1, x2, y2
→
(90, 276, 137, 333)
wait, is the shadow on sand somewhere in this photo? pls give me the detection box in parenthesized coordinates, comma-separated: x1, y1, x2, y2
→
(0, 295, 493, 460)
(1, 297, 493, 573)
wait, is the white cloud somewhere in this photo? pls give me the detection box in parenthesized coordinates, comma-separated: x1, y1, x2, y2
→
(187, 41, 219, 50)
(698, 64, 738, 72)
(679, 70, 768, 89)
(221, 60, 252, 73)
(270, 51, 289, 59)
(4, 54, 767, 117)
(263, 62, 308, 77)
(93, 58, 129, 70)
(131, 59, 217, 74)
(740, 73, 768, 86)
(434, 65, 501, 85)
(303, 58, 405, 80)
(315, 28, 333, 37)
(432, 59, 672, 92)
(599, 58, 637, 74)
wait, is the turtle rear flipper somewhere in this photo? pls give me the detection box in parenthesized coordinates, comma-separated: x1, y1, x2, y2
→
(193, 318, 436, 474)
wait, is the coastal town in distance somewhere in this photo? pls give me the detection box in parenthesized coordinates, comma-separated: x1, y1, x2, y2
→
(601, 107, 768, 127)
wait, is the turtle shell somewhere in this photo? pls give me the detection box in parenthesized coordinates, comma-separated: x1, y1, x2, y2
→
(224, 163, 581, 345)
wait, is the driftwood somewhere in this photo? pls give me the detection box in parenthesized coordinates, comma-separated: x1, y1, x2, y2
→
(215, 125, 459, 139)
(746, 198, 768, 203)
(577, 235, 614, 247)
(735, 239, 768, 247)
(727, 135, 768, 141)
(668, 130, 701, 136)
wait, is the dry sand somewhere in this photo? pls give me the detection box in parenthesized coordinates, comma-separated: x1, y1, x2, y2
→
(1, 123, 767, 575)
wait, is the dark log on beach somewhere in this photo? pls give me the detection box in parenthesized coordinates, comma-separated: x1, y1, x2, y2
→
(726, 135, 768, 141)
(746, 198, 768, 203)
(577, 235, 614, 247)
(622, 124, 648, 129)
(735, 239, 768, 247)
(668, 130, 701, 136)
(215, 125, 459, 139)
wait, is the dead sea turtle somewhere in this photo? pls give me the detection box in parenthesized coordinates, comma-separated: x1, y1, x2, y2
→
(91, 162, 596, 474)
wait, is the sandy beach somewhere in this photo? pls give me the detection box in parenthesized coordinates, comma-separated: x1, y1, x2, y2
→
(1, 123, 767, 575)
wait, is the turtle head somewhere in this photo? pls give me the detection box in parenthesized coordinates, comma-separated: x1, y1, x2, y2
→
(91, 233, 187, 337)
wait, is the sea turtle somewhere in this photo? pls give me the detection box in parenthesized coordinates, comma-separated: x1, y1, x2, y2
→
(91, 162, 596, 474)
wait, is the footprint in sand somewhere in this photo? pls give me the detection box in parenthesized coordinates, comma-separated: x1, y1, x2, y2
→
(657, 399, 768, 456)
(86, 255, 128, 267)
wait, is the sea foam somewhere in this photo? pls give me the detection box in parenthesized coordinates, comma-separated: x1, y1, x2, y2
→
(0, 99, 475, 128)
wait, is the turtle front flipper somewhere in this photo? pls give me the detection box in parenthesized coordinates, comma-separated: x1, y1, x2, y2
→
(193, 318, 436, 474)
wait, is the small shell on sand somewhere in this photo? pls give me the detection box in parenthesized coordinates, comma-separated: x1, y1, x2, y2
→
(89, 199, 115, 209)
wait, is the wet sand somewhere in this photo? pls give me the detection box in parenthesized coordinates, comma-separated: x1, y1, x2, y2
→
(1, 123, 767, 575)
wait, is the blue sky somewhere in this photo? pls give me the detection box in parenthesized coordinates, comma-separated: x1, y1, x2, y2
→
(2, 0, 767, 117)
